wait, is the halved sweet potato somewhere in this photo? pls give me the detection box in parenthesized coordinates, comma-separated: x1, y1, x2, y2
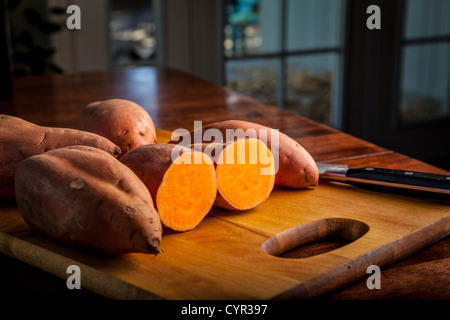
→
(0, 114, 121, 198)
(173, 120, 319, 189)
(14, 145, 162, 255)
(120, 144, 217, 232)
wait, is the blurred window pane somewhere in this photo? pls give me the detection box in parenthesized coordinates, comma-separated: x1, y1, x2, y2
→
(224, 0, 281, 57)
(399, 43, 449, 122)
(286, 54, 340, 126)
(286, 0, 344, 51)
(404, 0, 450, 39)
(223, 0, 346, 128)
(108, 0, 157, 67)
(399, 0, 450, 124)
(225, 58, 281, 107)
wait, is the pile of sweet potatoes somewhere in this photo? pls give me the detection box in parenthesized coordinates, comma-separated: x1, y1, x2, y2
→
(2, 98, 319, 256)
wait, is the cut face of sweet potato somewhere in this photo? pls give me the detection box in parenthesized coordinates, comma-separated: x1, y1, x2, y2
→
(120, 144, 217, 232)
(214, 138, 275, 210)
(156, 151, 217, 231)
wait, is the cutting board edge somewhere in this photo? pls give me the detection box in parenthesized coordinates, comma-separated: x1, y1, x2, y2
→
(0, 231, 164, 300)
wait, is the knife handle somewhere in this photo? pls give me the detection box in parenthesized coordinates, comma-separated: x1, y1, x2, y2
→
(345, 167, 450, 199)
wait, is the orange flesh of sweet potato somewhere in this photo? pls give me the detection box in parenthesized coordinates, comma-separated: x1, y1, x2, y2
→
(213, 138, 275, 210)
(120, 144, 217, 232)
(156, 151, 217, 231)
(14, 145, 162, 255)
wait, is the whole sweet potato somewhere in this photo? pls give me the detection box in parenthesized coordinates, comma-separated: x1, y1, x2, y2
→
(14, 145, 162, 255)
(172, 120, 319, 189)
(78, 99, 157, 158)
(0, 114, 121, 198)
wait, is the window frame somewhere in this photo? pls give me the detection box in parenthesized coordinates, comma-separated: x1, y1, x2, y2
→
(343, 0, 450, 164)
(220, 0, 450, 165)
(221, 0, 348, 129)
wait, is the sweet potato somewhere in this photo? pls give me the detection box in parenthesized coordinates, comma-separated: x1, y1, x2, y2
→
(172, 120, 319, 189)
(191, 138, 275, 210)
(120, 144, 217, 232)
(0, 114, 121, 198)
(78, 99, 157, 158)
(14, 145, 162, 255)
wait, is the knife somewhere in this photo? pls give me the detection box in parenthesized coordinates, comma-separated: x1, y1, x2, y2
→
(316, 162, 450, 200)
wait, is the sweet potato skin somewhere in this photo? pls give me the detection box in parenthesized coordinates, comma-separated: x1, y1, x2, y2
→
(78, 99, 157, 158)
(0, 114, 121, 198)
(173, 120, 319, 189)
(14, 145, 162, 255)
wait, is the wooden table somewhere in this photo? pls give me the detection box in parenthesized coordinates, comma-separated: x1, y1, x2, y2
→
(0, 67, 448, 300)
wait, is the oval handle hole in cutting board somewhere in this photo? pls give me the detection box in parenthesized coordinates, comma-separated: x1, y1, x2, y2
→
(261, 218, 369, 259)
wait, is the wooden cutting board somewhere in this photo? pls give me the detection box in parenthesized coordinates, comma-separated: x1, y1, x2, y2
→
(0, 130, 449, 299)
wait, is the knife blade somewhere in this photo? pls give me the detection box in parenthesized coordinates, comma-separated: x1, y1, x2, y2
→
(316, 162, 450, 200)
